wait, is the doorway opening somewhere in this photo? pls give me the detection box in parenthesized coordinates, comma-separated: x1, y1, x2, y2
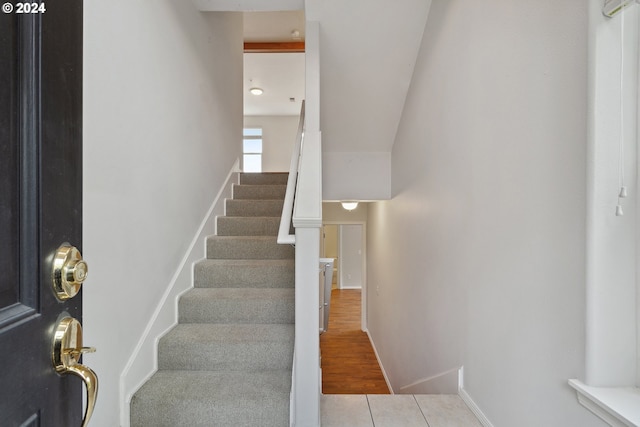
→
(321, 222, 367, 332)
(242, 11, 305, 173)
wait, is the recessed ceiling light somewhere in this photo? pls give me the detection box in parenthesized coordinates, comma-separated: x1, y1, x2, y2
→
(249, 87, 263, 96)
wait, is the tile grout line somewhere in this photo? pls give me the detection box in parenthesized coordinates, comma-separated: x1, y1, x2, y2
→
(366, 395, 376, 427)
(413, 395, 432, 427)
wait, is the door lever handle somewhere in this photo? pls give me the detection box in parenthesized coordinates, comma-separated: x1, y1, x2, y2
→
(52, 317, 99, 427)
(63, 346, 96, 358)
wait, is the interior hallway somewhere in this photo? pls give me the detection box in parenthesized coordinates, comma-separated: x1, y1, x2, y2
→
(320, 289, 389, 394)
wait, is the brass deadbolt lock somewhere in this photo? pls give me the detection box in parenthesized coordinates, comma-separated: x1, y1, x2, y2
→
(52, 244, 88, 300)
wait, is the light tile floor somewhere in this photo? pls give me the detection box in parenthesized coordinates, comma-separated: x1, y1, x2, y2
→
(321, 394, 482, 427)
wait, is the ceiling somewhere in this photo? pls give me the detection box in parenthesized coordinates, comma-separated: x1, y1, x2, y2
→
(243, 12, 305, 116)
(243, 11, 305, 42)
(196, 2, 432, 152)
(316, 0, 432, 152)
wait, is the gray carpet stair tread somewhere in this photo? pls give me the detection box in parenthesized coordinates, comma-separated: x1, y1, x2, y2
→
(179, 288, 294, 324)
(217, 216, 280, 236)
(233, 184, 286, 200)
(158, 323, 294, 371)
(225, 199, 285, 217)
(240, 172, 289, 185)
(207, 236, 294, 259)
(130, 370, 290, 427)
(194, 259, 294, 288)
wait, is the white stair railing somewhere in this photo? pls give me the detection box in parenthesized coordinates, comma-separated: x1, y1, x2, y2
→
(278, 20, 322, 426)
(277, 101, 304, 245)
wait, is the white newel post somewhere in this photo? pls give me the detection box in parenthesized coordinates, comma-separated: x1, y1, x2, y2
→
(291, 19, 322, 426)
(292, 128, 322, 426)
(293, 227, 321, 426)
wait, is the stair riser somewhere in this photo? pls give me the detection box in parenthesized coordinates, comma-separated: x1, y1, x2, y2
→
(194, 260, 294, 288)
(158, 324, 294, 371)
(226, 199, 284, 217)
(217, 216, 280, 236)
(179, 298, 294, 324)
(240, 173, 289, 185)
(207, 237, 294, 260)
(158, 341, 293, 371)
(130, 371, 291, 427)
(132, 399, 290, 427)
(233, 184, 286, 200)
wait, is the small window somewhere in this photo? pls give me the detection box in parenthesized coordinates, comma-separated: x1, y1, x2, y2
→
(243, 128, 263, 172)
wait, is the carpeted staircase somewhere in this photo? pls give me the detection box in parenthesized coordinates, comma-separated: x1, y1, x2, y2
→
(131, 172, 295, 427)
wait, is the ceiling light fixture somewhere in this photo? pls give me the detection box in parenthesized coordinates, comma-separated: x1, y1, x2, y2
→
(341, 202, 358, 211)
(249, 87, 263, 96)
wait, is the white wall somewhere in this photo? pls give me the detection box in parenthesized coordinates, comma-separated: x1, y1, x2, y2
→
(83, 3, 243, 426)
(585, 2, 638, 388)
(323, 152, 391, 200)
(322, 201, 369, 222)
(318, 0, 431, 153)
(322, 224, 339, 260)
(243, 115, 298, 172)
(367, 1, 606, 426)
(317, 0, 432, 201)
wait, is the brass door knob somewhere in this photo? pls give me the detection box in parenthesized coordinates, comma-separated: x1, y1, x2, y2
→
(52, 317, 98, 427)
(52, 244, 88, 300)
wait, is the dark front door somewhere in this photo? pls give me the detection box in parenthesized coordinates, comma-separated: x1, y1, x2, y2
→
(0, 1, 87, 426)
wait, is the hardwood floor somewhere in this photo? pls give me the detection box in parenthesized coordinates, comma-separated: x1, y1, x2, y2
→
(320, 289, 390, 394)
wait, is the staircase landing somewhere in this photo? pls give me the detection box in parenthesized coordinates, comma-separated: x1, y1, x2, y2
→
(321, 394, 482, 427)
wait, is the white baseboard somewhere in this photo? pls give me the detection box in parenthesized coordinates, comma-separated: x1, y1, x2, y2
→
(365, 330, 394, 393)
(118, 159, 239, 427)
(459, 387, 495, 427)
(399, 367, 461, 394)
